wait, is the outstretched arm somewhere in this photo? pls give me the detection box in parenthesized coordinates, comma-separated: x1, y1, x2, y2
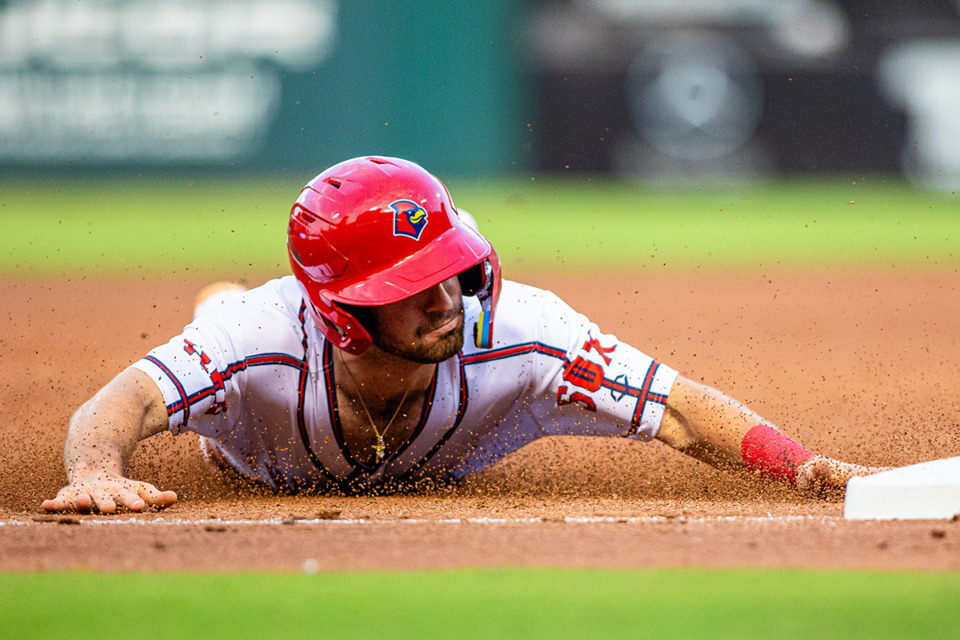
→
(41, 367, 178, 513)
(655, 375, 888, 498)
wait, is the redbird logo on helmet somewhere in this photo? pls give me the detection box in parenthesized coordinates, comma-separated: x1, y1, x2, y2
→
(390, 199, 429, 240)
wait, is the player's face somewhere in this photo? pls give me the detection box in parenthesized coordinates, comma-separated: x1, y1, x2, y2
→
(370, 276, 464, 363)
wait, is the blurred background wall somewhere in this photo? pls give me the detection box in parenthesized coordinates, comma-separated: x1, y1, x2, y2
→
(530, 0, 960, 190)
(1, 0, 959, 188)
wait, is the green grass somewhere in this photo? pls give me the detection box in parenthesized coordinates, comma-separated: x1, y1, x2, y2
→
(2, 175, 957, 277)
(0, 175, 299, 279)
(3, 568, 959, 639)
(3, 175, 958, 636)
(454, 176, 960, 273)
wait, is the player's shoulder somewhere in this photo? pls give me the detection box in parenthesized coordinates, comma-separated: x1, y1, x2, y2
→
(241, 275, 305, 313)
(194, 276, 301, 317)
(497, 279, 576, 317)
(190, 275, 308, 342)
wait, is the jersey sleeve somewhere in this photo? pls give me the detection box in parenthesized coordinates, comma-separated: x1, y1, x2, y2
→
(130, 279, 305, 438)
(131, 321, 244, 437)
(501, 283, 679, 441)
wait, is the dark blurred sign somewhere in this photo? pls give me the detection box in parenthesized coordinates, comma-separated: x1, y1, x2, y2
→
(527, 0, 960, 189)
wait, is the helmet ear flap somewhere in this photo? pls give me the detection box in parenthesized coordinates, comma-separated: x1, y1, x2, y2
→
(303, 288, 374, 355)
(337, 303, 377, 338)
(457, 263, 485, 297)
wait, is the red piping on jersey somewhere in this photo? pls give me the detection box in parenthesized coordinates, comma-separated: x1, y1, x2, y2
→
(629, 361, 666, 433)
(145, 355, 192, 428)
(461, 341, 567, 364)
(462, 341, 669, 431)
(399, 353, 470, 483)
(322, 340, 440, 477)
(293, 304, 347, 491)
(388, 368, 439, 465)
(156, 352, 306, 430)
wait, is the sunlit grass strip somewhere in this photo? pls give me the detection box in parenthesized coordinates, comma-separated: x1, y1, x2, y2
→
(453, 176, 960, 273)
(2, 175, 957, 277)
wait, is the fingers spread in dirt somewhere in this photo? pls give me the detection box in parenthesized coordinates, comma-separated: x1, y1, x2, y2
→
(41, 477, 177, 514)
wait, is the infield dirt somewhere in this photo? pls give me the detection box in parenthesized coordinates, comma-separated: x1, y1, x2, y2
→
(2, 271, 959, 571)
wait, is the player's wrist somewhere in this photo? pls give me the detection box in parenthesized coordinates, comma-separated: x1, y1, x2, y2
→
(740, 423, 817, 486)
(67, 462, 123, 484)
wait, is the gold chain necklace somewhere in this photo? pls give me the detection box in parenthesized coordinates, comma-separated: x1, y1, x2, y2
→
(338, 351, 416, 463)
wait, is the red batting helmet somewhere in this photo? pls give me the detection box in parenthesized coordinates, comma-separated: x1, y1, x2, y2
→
(288, 156, 501, 355)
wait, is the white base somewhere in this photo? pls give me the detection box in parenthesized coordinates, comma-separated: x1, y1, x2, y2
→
(844, 456, 960, 520)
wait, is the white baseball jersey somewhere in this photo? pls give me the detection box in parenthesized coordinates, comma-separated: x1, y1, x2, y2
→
(132, 276, 678, 493)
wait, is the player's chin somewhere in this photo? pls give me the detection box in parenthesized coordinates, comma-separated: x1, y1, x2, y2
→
(414, 322, 465, 363)
(375, 319, 465, 363)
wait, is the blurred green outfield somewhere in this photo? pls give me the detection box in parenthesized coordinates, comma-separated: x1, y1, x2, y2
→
(2, 568, 959, 639)
(1, 175, 957, 278)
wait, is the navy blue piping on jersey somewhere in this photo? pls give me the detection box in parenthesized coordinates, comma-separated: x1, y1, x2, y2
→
(322, 340, 365, 474)
(389, 366, 438, 465)
(322, 340, 440, 478)
(628, 361, 668, 435)
(399, 353, 469, 483)
(461, 340, 669, 431)
(150, 351, 306, 432)
(460, 341, 568, 366)
(146, 355, 192, 428)
(290, 304, 348, 491)
(320, 340, 349, 465)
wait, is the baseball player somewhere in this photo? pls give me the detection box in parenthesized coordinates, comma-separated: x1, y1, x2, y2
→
(42, 156, 886, 513)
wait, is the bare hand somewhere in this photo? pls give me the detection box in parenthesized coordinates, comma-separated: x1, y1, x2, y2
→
(41, 473, 178, 514)
(795, 456, 892, 500)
